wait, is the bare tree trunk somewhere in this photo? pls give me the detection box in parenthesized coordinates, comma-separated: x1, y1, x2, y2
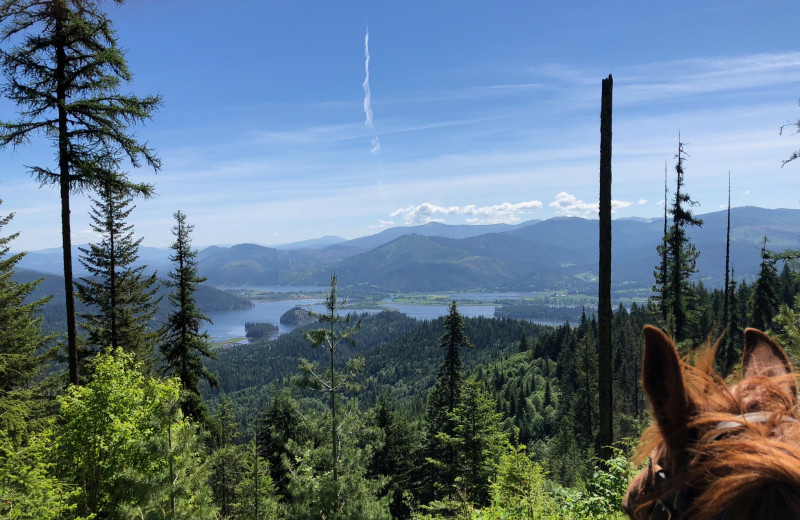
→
(720, 173, 732, 373)
(598, 74, 613, 461)
(55, 4, 79, 385)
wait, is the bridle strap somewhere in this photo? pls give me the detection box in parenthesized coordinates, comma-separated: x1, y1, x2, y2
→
(714, 411, 800, 433)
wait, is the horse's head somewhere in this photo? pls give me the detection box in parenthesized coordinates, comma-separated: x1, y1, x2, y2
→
(622, 325, 800, 520)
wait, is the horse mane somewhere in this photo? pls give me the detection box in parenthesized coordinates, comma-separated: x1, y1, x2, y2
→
(633, 337, 800, 520)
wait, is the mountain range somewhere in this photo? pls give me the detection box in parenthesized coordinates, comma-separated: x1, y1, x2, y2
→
(16, 207, 800, 294)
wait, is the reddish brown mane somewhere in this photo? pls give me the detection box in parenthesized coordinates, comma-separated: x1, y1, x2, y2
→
(624, 327, 800, 520)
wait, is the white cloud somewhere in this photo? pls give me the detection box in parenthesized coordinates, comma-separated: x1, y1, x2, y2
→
(549, 192, 597, 217)
(390, 200, 542, 225)
(638, 199, 648, 205)
(549, 192, 632, 217)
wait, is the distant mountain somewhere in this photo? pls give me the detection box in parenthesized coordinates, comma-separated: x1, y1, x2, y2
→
(17, 207, 800, 293)
(17, 245, 172, 277)
(273, 235, 346, 250)
(13, 268, 252, 334)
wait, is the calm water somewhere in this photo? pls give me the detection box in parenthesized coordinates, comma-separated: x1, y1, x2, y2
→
(204, 289, 565, 343)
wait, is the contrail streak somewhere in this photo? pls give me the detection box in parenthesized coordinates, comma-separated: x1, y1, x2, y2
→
(363, 27, 381, 154)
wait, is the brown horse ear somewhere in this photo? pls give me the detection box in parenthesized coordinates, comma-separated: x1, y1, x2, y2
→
(743, 328, 795, 394)
(642, 325, 692, 451)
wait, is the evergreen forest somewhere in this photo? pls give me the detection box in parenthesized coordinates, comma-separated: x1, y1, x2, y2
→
(1, 2, 800, 520)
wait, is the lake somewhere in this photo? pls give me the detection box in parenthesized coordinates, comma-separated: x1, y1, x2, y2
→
(203, 289, 565, 343)
(204, 297, 499, 343)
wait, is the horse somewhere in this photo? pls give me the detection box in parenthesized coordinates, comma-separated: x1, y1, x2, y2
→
(622, 325, 800, 519)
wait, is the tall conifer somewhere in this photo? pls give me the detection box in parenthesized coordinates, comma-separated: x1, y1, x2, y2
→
(0, 0, 161, 384)
(160, 211, 217, 425)
(423, 301, 474, 501)
(76, 176, 161, 373)
(749, 236, 780, 331)
(664, 139, 703, 342)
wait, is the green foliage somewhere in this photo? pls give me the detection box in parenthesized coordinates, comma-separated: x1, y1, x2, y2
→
(284, 399, 390, 520)
(160, 210, 217, 425)
(233, 440, 280, 520)
(443, 378, 507, 506)
(555, 447, 633, 520)
(481, 443, 557, 519)
(749, 237, 780, 331)
(772, 292, 800, 362)
(0, 430, 84, 520)
(55, 348, 217, 519)
(76, 178, 162, 374)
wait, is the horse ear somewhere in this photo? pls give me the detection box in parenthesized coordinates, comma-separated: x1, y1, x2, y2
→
(642, 325, 692, 450)
(743, 328, 795, 393)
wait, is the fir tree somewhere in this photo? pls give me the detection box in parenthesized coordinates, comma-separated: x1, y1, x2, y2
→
(160, 210, 217, 425)
(423, 301, 474, 501)
(749, 236, 780, 331)
(446, 378, 507, 506)
(0, 0, 161, 384)
(76, 177, 161, 374)
(0, 203, 53, 438)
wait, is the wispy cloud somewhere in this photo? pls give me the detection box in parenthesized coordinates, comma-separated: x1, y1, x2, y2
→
(549, 192, 632, 217)
(390, 200, 542, 225)
(363, 28, 381, 154)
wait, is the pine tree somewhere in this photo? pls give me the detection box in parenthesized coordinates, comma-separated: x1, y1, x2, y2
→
(749, 236, 780, 331)
(0, 203, 53, 438)
(76, 177, 161, 374)
(0, 0, 161, 384)
(160, 211, 217, 425)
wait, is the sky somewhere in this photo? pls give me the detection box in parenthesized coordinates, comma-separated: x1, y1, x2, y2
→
(1, 0, 800, 251)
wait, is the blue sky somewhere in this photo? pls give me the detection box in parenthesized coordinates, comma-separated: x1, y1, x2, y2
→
(2, 0, 800, 251)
